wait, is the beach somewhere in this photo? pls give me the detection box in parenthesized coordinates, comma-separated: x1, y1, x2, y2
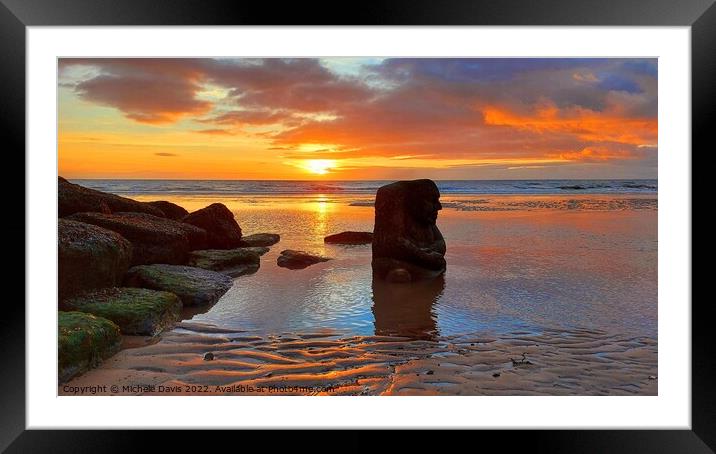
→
(59, 181, 657, 396)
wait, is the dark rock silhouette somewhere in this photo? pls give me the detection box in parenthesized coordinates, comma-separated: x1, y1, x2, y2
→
(324, 231, 373, 244)
(58, 177, 164, 218)
(58, 219, 132, 301)
(68, 212, 207, 265)
(182, 203, 243, 249)
(147, 200, 189, 220)
(277, 249, 331, 270)
(371, 274, 444, 340)
(371, 179, 446, 282)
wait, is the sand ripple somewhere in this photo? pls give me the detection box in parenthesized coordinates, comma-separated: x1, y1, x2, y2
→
(60, 323, 657, 396)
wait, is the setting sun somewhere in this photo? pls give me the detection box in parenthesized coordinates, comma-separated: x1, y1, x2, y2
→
(303, 159, 336, 175)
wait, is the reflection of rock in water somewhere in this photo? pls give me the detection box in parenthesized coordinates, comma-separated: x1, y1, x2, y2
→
(371, 274, 445, 340)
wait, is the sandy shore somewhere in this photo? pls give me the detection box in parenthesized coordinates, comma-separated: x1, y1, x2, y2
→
(60, 321, 657, 396)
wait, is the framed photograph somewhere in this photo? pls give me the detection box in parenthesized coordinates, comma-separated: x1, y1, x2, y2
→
(6, 0, 711, 449)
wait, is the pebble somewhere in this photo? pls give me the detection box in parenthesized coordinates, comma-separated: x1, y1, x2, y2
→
(203, 352, 215, 361)
(492, 372, 501, 378)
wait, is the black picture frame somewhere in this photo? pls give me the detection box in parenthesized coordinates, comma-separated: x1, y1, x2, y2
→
(3, 0, 710, 450)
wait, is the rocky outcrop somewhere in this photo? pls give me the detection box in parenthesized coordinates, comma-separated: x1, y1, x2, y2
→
(239, 233, 280, 247)
(182, 203, 243, 249)
(58, 177, 164, 218)
(187, 248, 265, 277)
(124, 264, 233, 307)
(58, 219, 132, 301)
(371, 179, 446, 282)
(324, 231, 373, 244)
(58, 311, 122, 383)
(67, 212, 207, 265)
(62, 287, 182, 336)
(147, 200, 189, 221)
(276, 249, 331, 270)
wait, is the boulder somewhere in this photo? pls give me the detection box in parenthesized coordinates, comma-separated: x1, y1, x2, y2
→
(58, 177, 164, 218)
(277, 249, 331, 270)
(147, 200, 189, 221)
(58, 311, 122, 383)
(67, 212, 207, 265)
(372, 179, 446, 282)
(187, 247, 265, 277)
(324, 231, 373, 244)
(124, 264, 233, 307)
(58, 219, 132, 301)
(239, 233, 280, 247)
(182, 203, 243, 249)
(62, 287, 182, 336)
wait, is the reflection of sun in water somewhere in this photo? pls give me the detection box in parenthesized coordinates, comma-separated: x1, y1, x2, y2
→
(303, 159, 335, 175)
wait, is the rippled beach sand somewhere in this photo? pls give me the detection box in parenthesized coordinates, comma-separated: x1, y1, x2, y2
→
(60, 321, 657, 396)
(59, 193, 657, 396)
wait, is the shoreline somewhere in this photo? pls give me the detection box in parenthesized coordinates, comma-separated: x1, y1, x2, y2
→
(59, 321, 657, 396)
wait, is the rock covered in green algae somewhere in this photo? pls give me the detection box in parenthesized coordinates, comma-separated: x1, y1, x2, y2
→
(58, 219, 133, 301)
(124, 264, 233, 307)
(239, 233, 280, 247)
(67, 211, 207, 265)
(146, 200, 189, 221)
(63, 287, 182, 336)
(58, 311, 122, 383)
(187, 247, 267, 277)
(59, 176, 164, 218)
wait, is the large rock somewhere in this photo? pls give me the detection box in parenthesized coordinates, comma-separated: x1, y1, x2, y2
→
(58, 177, 164, 218)
(67, 212, 207, 265)
(371, 179, 446, 282)
(277, 249, 331, 270)
(239, 233, 280, 247)
(124, 264, 233, 307)
(58, 311, 121, 383)
(147, 200, 189, 221)
(62, 288, 182, 336)
(324, 231, 373, 244)
(187, 248, 265, 277)
(182, 203, 243, 249)
(58, 219, 132, 301)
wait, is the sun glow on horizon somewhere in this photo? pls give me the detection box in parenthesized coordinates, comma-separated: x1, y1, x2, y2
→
(302, 159, 336, 175)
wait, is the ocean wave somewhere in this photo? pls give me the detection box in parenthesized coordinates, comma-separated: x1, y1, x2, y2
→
(72, 179, 658, 197)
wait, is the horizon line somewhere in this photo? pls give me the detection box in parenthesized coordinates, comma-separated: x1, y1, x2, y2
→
(66, 177, 658, 182)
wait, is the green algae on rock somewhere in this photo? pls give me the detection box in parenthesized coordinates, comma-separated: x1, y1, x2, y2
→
(58, 219, 132, 301)
(58, 311, 122, 383)
(239, 233, 280, 247)
(187, 247, 266, 277)
(124, 264, 233, 307)
(63, 288, 182, 336)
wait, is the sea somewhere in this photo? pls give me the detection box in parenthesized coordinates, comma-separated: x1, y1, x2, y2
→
(73, 179, 658, 197)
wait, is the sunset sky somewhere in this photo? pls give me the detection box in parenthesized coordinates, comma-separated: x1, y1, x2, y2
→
(58, 58, 657, 180)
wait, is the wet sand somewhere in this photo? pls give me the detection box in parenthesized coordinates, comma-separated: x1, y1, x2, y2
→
(60, 321, 657, 396)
